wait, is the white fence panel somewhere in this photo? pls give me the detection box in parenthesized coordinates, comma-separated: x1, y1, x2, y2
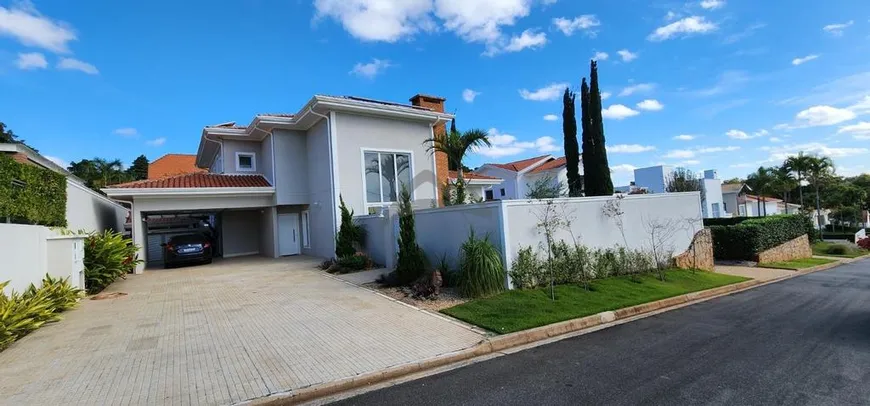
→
(0, 224, 85, 294)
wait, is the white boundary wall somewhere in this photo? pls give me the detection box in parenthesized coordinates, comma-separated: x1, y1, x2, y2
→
(0, 224, 85, 295)
(357, 192, 703, 288)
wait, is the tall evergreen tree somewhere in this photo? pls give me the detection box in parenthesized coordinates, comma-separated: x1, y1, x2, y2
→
(128, 155, 149, 180)
(583, 60, 614, 196)
(562, 88, 582, 197)
(580, 78, 594, 195)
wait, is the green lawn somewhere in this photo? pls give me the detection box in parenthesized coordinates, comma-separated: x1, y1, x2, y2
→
(759, 257, 837, 270)
(441, 269, 748, 334)
(812, 241, 868, 258)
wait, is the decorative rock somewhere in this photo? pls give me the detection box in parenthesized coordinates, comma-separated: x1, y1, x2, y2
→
(756, 234, 812, 263)
(675, 229, 715, 271)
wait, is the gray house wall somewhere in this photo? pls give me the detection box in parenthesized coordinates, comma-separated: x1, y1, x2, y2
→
(333, 112, 437, 214)
(260, 134, 275, 186)
(66, 180, 127, 232)
(221, 140, 266, 177)
(273, 129, 310, 205)
(305, 119, 337, 259)
(222, 209, 261, 257)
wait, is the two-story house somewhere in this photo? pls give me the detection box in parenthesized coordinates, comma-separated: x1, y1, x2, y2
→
(104, 94, 453, 272)
(475, 155, 572, 199)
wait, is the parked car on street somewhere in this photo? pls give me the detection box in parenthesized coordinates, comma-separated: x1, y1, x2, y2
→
(162, 233, 213, 268)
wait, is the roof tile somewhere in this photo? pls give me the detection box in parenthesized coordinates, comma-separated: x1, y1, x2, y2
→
(448, 170, 502, 180)
(108, 173, 271, 189)
(148, 154, 207, 179)
(528, 156, 567, 173)
(487, 155, 551, 172)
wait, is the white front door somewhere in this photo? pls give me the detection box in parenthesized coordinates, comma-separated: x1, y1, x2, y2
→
(278, 213, 301, 256)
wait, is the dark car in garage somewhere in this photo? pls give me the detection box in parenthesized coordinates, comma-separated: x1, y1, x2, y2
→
(162, 233, 213, 268)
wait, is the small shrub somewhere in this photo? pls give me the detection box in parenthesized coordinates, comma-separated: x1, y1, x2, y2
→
(509, 246, 544, 289)
(85, 231, 142, 294)
(1, 275, 82, 351)
(395, 186, 426, 285)
(857, 238, 870, 250)
(825, 244, 849, 255)
(337, 253, 371, 272)
(436, 254, 460, 288)
(458, 230, 505, 298)
(335, 196, 364, 259)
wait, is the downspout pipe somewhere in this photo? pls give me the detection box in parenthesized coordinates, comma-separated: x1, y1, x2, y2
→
(307, 107, 339, 242)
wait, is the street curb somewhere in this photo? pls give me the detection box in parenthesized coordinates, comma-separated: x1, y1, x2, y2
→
(249, 259, 860, 406)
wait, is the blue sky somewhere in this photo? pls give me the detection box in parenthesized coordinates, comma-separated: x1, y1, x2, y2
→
(2, 0, 870, 185)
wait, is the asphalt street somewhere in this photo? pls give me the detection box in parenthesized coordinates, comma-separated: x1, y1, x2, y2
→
(333, 261, 870, 406)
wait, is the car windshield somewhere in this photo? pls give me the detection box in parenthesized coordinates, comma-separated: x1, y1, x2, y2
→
(169, 234, 206, 244)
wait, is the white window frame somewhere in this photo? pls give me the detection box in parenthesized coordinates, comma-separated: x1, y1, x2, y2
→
(235, 151, 257, 172)
(360, 148, 415, 208)
(301, 210, 310, 248)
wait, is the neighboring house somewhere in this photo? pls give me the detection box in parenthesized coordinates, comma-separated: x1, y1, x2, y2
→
(632, 165, 726, 218)
(447, 171, 503, 202)
(104, 94, 454, 272)
(1, 142, 128, 232)
(634, 165, 672, 194)
(739, 195, 782, 217)
(721, 183, 752, 217)
(148, 153, 207, 179)
(476, 155, 574, 199)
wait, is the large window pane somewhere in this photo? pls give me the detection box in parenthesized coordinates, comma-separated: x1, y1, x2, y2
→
(364, 152, 382, 203)
(396, 153, 412, 195)
(380, 152, 397, 202)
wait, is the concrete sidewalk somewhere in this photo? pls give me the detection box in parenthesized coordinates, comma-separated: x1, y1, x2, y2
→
(0, 256, 483, 406)
(714, 264, 795, 281)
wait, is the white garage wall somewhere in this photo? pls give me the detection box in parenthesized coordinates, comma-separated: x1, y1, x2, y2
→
(222, 210, 261, 258)
(0, 224, 85, 294)
(66, 180, 127, 233)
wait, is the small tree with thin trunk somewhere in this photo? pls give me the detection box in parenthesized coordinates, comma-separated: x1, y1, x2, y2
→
(666, 168, 701, 193)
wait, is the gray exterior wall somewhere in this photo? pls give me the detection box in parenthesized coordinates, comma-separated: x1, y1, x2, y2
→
(261, 134, 275, 186)
(723, 192, 739, 215)
(66, 179, 127, 232)
(220, 140, 266, 177)
(260, 207, 277, 258)
(273, 129, 310, 205)
(221, 209, 261, 257)
(333, 112, 437, 214)
(305, 120, 337, 259)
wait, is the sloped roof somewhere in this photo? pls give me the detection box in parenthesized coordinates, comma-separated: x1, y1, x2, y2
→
(148, 154, 207, 179)
(528, 156, 567, 173)
(448, 170, 502, 180)
(107, 173, 271, 189)
(740, 194, 783, 203)
(721, 183, 748, 194)
(487, 155, 551, 172)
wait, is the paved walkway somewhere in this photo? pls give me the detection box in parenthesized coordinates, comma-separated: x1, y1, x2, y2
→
(714, 264, 795, 281)
(0, 256, 483, 406)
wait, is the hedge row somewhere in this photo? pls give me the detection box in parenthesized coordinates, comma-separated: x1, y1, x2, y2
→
(702, 217, 752, 227)
(708, 215, 814, 261)
(0, 154, 67, 227)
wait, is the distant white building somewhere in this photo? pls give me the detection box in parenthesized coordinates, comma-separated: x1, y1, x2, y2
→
(475, 155, 573, 200)
(628, 165, 726, 218)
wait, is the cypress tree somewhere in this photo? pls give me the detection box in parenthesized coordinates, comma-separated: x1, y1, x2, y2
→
(580, 78, 594, 195)
(585, 60, 614, 196)
(562, 88, 581, 197)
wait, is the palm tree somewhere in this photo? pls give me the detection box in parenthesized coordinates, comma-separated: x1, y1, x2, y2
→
(806, 155, 834, 231)
(771, 165, 797, 214)
(784, 151, 813, 208)
(746, 167, 775, 216)
(424, 123, 491, 185)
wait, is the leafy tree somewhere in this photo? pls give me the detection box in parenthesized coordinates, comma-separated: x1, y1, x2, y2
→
(770, 165, 797, 214)
(127, 155, 149, 181)
(784, 151, 814, 208)
(395, 186, 426, 285)
(1, 121, 35, 151)
(723, 177, 744, 185)
(665, 168, 701, 193)
(581, 60, 614, 196)
(806, 155, 834, 230)
(334, 196, 363, 259)
(746, 166, 775, 216)
(562, 87, 582, 197)
(425, 126, 491, 205)
(526, 173, 566, 199)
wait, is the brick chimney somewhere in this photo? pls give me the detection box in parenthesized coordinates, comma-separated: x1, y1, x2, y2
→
(410, 94, 448, 206)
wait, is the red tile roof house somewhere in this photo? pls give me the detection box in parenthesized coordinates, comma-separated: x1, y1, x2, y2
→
(148, 154, 207, 179)
(474, 155, 577, 200)
(103, 94, 454, 273)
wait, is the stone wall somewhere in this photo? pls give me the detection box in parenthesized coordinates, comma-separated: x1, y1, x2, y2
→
(756, 234, 812, 263)
(675, 228, 715, 272)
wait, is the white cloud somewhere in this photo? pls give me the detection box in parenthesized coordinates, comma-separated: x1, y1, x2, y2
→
(769, 137, 783, 143)
(552, 15, 600, 36)
(726, 129, 751, 139)
(600, 91, 612, 100)
(696, 146, 740, 153)
(519, 82, 568, 101)
(474, 128, 559, 157)
(313, 0, 435, 42)
(601, 104, 640, 120)
(795, 105, 857, 127)
(608, 144, 655, 153)
(618, 83, 654, 97)
(543, 114, 559, 121)
(497, 29, 547, 54)
(847, 96, 870, 115)
(647, 16, 717, 41)
(823, 20, 853, 36)
(673, 134, 696, 141)
(462, 88, 480, 103)
(664, 149, 695, 159)
(593, 51, 608, 61)
(44, 155, 68, 168)
(113, 128, 138, 137)
(699, 0, 725, 10)
(730, 163, 754, 169)
(766, 142, 868, 162)
(435, 0, 534, 51)
(350, 58, 392, 78)
(15, 52, 46, 70)
(57, 57, 98, 74)
(611, 164, 638, 173)
(0, 3, 77, 53)
(680, 160, 701, 166)
(636, 99, 664, 111)
(792, 54, 819, 66)
(838, 121, 870, 139)
(146, 137, 166, 147)
(616, 49, 638, 62)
